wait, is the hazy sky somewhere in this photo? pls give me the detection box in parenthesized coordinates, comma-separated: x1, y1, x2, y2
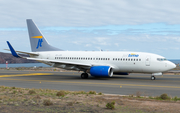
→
(1, 0, 180, 59)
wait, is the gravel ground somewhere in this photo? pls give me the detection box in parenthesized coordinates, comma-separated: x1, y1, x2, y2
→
(0, 86, 180, 113)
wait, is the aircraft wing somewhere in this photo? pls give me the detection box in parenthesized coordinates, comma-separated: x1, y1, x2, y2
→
(27, 57, 92, 67)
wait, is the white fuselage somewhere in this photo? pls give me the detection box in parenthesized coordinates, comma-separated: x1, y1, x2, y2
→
(33, 51, 176, 74)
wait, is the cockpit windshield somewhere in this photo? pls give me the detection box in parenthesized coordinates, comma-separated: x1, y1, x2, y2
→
(157, 58, 167, 61)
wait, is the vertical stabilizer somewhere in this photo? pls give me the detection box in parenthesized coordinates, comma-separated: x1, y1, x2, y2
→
(26, 19, 61, 52)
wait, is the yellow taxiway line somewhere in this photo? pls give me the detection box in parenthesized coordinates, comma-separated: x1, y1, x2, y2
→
(0, 73, 53, 78)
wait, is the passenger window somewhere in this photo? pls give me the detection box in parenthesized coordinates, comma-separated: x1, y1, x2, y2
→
(136, 59, 138, 61)
(139, 59, 141, 61)
(134, 59, 135, 61)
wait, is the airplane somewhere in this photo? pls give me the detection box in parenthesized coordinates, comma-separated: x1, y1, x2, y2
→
(6, 19, 176, 80)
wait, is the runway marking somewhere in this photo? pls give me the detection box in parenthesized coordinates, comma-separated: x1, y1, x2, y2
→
(1, 78, 180, 89)
(121, 75, 180, 79)
(52, 73, 180, 79)
(0, 73, 53, 78)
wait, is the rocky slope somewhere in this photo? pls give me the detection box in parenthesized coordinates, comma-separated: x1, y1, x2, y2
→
(0, 52, 39, 64)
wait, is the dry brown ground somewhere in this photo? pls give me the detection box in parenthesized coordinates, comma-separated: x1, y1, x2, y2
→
(0, 86, 180, 113)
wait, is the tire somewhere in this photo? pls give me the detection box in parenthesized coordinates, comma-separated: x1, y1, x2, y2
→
(151, 76, 156, 80)
(85, 73, 89, 79)
(81, 73, 88, 79)
(81, 73, 85, 79)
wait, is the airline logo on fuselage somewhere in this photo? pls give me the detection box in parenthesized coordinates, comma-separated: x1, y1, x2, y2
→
(31, 36, 43, 49)
(128, 53, 139, 57)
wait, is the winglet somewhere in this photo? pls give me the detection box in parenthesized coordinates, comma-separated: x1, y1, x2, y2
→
(6, 41, 20, 58)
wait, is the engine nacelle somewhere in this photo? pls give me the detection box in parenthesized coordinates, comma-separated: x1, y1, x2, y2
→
(90, 66, 113, 77)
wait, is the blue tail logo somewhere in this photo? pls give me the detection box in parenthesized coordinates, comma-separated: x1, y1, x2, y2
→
(36, 39, 43, 49)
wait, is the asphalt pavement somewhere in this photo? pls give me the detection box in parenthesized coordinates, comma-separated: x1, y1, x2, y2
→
(0, 70, 179, 97)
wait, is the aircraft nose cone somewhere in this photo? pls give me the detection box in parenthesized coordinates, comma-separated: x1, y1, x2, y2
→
(169, 62, 176, 69)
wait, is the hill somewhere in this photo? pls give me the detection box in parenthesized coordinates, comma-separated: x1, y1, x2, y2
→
(0, 52, 39, 64)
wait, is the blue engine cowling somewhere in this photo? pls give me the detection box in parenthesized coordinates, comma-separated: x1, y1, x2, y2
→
(90, 66, 113, 77)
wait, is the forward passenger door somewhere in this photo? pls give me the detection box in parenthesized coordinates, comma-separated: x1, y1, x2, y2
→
(145, 56, 151, 66)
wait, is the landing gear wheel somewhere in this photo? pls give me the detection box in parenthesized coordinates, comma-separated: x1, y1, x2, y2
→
(81, 73, 89, 79)
(151, 76, 156, 80)
(85, 73, 88, 79)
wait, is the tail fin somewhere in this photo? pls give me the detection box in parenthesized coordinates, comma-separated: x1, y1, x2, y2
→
(26, 19, 62, 52)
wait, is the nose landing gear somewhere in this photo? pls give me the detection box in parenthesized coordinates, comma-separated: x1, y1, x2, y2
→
(151, 76, 156, 80)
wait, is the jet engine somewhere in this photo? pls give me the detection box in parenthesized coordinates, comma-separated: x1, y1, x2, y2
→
(90, 66, 113, 77)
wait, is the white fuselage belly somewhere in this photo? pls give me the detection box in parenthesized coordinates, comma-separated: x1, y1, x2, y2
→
(33, 51, 175, 73)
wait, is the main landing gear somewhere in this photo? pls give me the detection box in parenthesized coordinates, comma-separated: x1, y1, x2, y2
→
(81, 73, 89, 79)
(151, 76, 156, 80)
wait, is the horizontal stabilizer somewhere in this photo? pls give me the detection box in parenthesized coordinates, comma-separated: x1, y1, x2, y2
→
(4, 49, 39, 56)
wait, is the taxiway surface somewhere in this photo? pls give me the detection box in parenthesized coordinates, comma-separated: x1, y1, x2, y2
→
(0, 70, 180, 97)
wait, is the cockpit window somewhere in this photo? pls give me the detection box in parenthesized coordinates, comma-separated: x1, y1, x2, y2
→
(157, 58, 167, 61)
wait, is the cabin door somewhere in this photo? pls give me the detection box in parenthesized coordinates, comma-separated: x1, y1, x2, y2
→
(145, 56, 151, 66)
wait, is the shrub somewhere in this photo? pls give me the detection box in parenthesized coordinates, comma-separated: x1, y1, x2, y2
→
(56, 90, 65, 97)
(76, 91, 86, 94)
(160, 93, 169, 100)
(67, 102, 74, 106)
(12, 87, 16, 89)
(28, 90, 36, 95)
(136, 91, 142, 98)
(34, 95, 41, 99)
(89, 91, 96, 95)
(98, 92, 102, 95)
(106, 101, 115, 110)
(43, 99, 53, 106)
(13, 90, 17, 94)
(173, 96, 180, 101)
(129, 94, 134, 97)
